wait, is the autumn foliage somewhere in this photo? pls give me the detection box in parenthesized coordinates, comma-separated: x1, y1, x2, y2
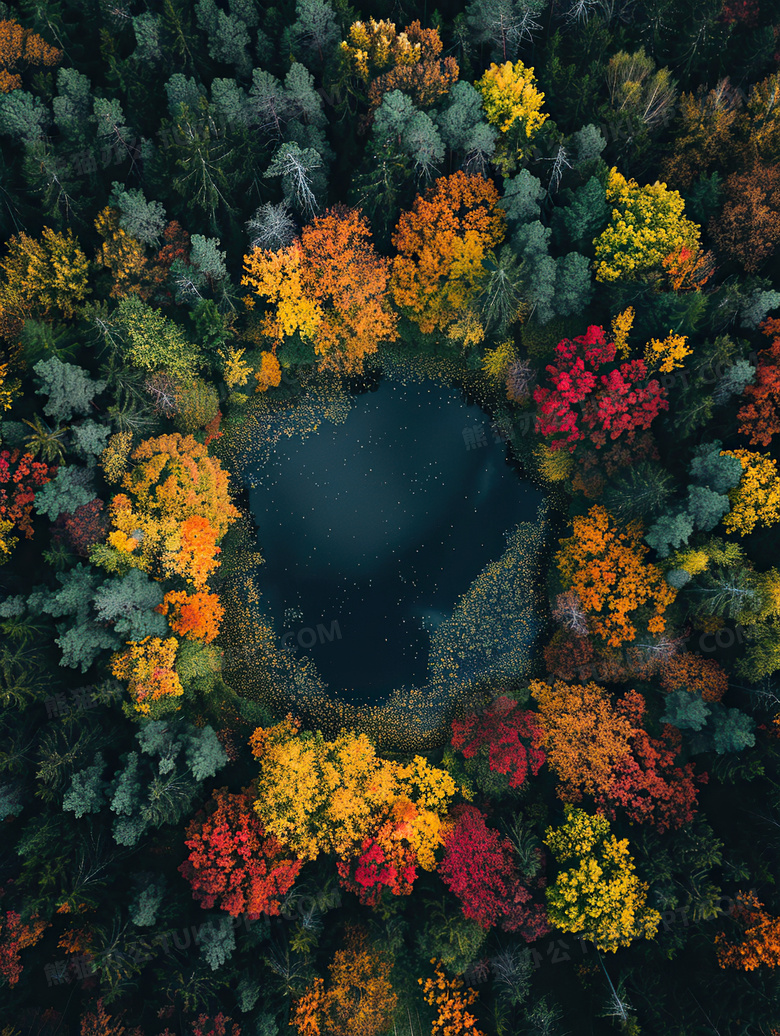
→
(544, 806, 661, 953)
(710, 164, 780, 272)
(391, 172, 506, 334)
(555, 504, 677, 647)
(179, 787, 303, 919)
(242, 206, 397, 374)
(159, 589, 224, 643)
(249, 718, 456, 899)
(100, 433, 238, 586)
(0, 449, 52, 558)
(715, 892, 780, 970)
(110, 636, 183, 717)
(532, 680, 703, 832)
(0, 907, 47, 986)
(419, 959, 487, 1036)
(292, 928, 396, 1036)
(449, 695, 545, 790)
(533, 325, 669, 453)
(0, 19, 60, 93)
(737, 336, 780, 447)
(438, 805, 549, 938)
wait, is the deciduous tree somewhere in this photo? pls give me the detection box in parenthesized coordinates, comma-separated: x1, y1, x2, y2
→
(544, 806, 661, 953)
(180, 786, 302, 919)
(438, 804, 549, 938)
(737, 336, 780, 446)
(0, 19, 61, 94)
(450, 694, 545, 790)
(391, 171, 505, 334)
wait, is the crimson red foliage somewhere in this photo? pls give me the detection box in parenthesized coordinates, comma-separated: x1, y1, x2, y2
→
(179, 787, 302, 919)
(337, 837, 418, 907)
(533, 326, 668, 452)
(597, 690, 707, 833)
(57, 498, 108, 556)
(192, 1015, 240, 1036)
(0, 449, 52, 537)
(450, 695, 545, 790)
(438, 805, 549, 940)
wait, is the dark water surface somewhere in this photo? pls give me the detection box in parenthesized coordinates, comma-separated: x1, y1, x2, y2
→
(247, 379, 544, 702)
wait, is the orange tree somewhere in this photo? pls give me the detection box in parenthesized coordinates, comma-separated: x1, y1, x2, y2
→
(292, 927, 396, 1036)
(93, 433, 239, 587)
(554, 504, 677, 647)
(0, 18, 60, 93)
(419, 959, 486, 1036)
(715, 892, 780, 970)
(390, 172, 505, 335)
(242, 205, 397, 374)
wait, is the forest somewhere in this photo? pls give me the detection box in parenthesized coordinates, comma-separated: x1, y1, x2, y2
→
(2, 0, 780, 1033)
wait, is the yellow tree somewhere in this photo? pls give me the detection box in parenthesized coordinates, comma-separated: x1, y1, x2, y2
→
(94, 207, 153, 300)
(110, 636, 183, 718)
(475, 60, 547, 170)
(0, 228, 90, 327)
(249, 718, 456, 870)
(594, 169, 702, 283)
(544, 805, 661, 953)
(721, 449, 780, 536)
(391, 172, 505, 335)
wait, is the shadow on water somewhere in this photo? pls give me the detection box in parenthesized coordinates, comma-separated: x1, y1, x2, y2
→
(244, 377, 545, 706)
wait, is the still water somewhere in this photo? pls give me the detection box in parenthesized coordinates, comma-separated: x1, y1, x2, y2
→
(247, 379, 544, 702)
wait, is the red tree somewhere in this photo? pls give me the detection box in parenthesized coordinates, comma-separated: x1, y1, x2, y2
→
(57, 498, 108, 556)
(738, 336, 780, 447)
(438, 805, 549, 940)
(450, 695, 546, 790)
(533, 325, 668, 452)
(600, 690, 706, 833)
(0, 449, 52, 537)
(179, 787, 302, 919)
(192, 1015, 241, 1036)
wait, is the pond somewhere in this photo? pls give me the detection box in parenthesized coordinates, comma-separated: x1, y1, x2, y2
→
(245, 377, 546, 706)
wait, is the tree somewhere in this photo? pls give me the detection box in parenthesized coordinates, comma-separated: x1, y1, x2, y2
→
(435, 81, 498, 173)
(58, 499, 109, 557)
(94, 206, 154, 301)
(292, 928, 396, 1036)
(110, 637, 183, 718)
(715, 892, 780, 970)
(450, 694, 545, 791)
(391, 171, 505, 334)
(298, 206, 398, 373)
(243, 206, 398, 375)
(0, 19, 61, 94)
(266, 142, 325, 220)
(33, 466, 94, 522)
(465, 0, 545, 62)
(246, 201, 297, 252)
(289, 0, 340, 69)
(34, 358, 106, 424)
(0, 908, 48, 986)
(109, 183, 167, 247)
(419, 959, 487, 1036)
(534, 325, 668, 452)
(710, 164, 780, 273)
(594, 168, 703, 283)
(96, 433, 239, 586)
(737, 336, 780, 446)
(721, 449, 780, 536)
(159, 590, 224, 643)
(0, 449, 52, 557)
(249, 718, 456, 868)
(604, 48, 677, 134)
(438, 805, 549, 938)
(544, 805, 661, 953)
(180, 786, 302, 919)
(92, 569, 167, 641)
(113, 296, 203, 381)
(0, 228, 90, 326)
(662, 79, 741, 187)
(475, 60, 547, 170)
(555, 505, 677, 647)
(660, 653, 728, 703)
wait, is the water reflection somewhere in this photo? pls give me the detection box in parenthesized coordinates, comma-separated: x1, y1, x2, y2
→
(246, 380, 544, 703)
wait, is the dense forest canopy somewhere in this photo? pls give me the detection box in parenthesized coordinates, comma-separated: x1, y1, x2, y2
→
(1, 0, 780, 1033)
